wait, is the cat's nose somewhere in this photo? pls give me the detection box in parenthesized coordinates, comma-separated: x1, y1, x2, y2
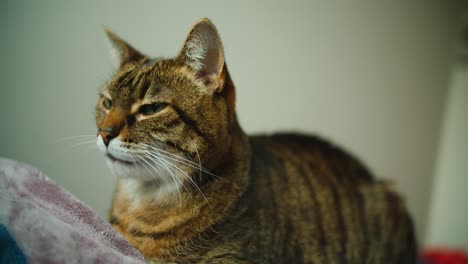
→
(98, 128, 117, 147)
(98, 110, 125, 147)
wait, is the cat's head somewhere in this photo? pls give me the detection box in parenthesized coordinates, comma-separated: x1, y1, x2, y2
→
(95, 19, 238, 188)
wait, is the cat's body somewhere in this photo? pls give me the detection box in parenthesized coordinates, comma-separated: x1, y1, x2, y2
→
(96, 19, 416, 263)
(110, 133, 415, 263)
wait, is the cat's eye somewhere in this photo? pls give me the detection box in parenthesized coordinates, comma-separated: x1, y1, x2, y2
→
(102, 98, 112, 109)
(139, 103, 168, 116)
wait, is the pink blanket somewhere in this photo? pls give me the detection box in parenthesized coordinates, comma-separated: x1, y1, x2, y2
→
(0, 158, 146, 264)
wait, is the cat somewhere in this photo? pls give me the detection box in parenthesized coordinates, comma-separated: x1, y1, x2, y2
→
(95, 18, 417, 263)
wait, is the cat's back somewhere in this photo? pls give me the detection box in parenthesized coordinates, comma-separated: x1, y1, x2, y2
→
(243, 133, 416, 263)
(249, 133, 374, 184)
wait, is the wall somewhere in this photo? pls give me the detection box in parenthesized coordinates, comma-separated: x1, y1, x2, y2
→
(426, 12, 468, 248)
(0, 1, 460, 244)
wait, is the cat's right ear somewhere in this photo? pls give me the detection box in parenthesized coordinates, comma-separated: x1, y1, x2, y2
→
(177, 18, 226, 94)
(104, 27, 144, 68)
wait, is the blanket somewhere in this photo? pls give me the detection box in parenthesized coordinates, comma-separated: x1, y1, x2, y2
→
(0, 158, 146, 264)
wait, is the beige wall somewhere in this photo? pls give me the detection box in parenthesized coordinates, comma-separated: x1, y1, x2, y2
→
(0, 1, 460, 244)
(426, 11, 468, 248)
(426, 64, 468, 249)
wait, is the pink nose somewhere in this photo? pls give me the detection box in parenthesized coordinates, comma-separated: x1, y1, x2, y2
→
(98, 128, 117, 147)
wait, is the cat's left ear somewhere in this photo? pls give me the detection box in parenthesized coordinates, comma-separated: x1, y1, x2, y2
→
(178, 18, 225, 93)
(104, 27, 144, 67)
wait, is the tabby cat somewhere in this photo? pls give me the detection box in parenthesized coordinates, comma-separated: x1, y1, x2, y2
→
(95, 18, 416, 263)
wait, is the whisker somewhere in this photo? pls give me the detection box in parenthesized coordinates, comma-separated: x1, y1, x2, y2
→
(137, 154, 164, 186)
(69, 140, 99, 149)
(154, 156, 186, 209)
(134, 149, 185, 208)
(148, 151, 208, 203)
(44, 136, 98, 168)
(140, 149, 206, 203)
(142, 142, 202, 167)
(139, 150, 187, 190)
(192, 141, 203, 183)
(139, 142, 228, 182)
(55, 134, 96, 143)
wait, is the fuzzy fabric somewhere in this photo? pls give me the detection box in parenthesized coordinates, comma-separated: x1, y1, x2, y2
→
(0, 158, 146, 264)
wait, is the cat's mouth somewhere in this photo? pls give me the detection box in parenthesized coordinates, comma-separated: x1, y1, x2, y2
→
(106, 153, 135, 166)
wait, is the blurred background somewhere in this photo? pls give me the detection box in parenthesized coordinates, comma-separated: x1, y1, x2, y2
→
(0, 0, 467, 250)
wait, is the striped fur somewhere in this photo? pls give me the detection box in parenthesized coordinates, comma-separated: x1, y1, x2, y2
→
(96, 19, 416, 263)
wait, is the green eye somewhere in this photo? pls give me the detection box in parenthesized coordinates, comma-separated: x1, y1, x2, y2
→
(139, 103, 168, 115)
(102, 98, 112, 109)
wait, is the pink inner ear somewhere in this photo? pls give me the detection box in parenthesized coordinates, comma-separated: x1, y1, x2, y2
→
(194, 47, 223, 88)
(198, 47, 222, 78)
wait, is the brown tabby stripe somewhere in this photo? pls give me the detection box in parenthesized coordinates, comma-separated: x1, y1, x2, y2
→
(171, 105, 209, 142)
(356, 186, 369, 261)
(297, 159, 334, 263)
(296, 162, 326, 263)
(163, 117, 181, 129)
(124, 67, 151, 92)
(245, 142, 276, 261)
(312, 158, 347, 263)
(341, 156, 370, 261)
(382, 192, 394, 261)
(163, 139, 194, 159)
(369, 186, 383, 263)
(297, 163, 327, 241)
(204, 253, 250, 264)
(328, 172, 348, 262)
(269, 162, 287, 261)
(129, 228, 166, 239)
(388, 190, 407, 262)
(328, 154, 360, 261)
(115, 67, 140, 88)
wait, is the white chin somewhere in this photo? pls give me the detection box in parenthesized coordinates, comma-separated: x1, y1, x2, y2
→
(105, 158, 153, 181)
